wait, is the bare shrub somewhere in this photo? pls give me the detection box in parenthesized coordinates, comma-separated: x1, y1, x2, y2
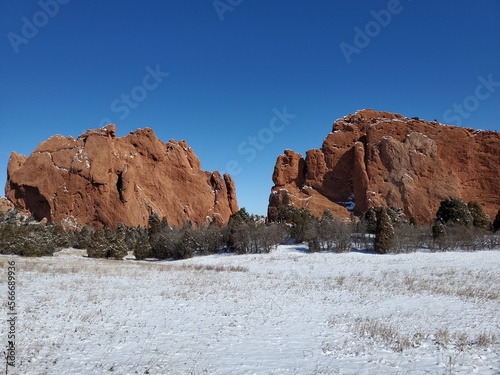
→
(192, 223, 225, 255)
(435, 328, 450, 348)
(431, 225, 488, 252)
(248, 223, 288, 254)
(392, 225, 432, 253)
(317, 210, 352, 252)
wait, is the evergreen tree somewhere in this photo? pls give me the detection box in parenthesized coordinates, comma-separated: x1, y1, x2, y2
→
(5, 209, 18, 225)
(125, 226, 137, 250)
(467, 201, 491, 230)
(0, 224, 16, 254)
(108, 222, 129, 259)
(174, 230, 195, 259)
(432, 220, 447, 250)
(493, 209, 500, 233)
(133, 228, 152, 260)
(148, 213, 161, 238)
(75, 225, 94, 249)
(364, 208, 379, 234)
(318, 210, 335, 251)
(87, 229, 109, 258)
(48, 223, 70, 249)
(160, 217, 169, 231)
(0, 224, 54, 256)
(374, 207, 394, 254)
(436, 198, 473, 227)
(386, 207, 409, 226)
(290, 207, 316, 243)
(227, 208, 252, 253)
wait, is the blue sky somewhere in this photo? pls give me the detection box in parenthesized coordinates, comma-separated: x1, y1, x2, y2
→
(1, 0, 499, 216)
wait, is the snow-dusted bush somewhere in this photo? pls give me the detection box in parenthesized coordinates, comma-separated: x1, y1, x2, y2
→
(107, 224, 129, 260)
(436, 198, 473, 227)
(0, 223, 56, 256)
(364, 206, 408, 234)
(75, 225, 94, 249)
(86, 229, 109, 258)
(468, 201, 492, 230)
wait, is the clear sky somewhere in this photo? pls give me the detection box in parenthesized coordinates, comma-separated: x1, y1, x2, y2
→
(1, 0, 499, 216)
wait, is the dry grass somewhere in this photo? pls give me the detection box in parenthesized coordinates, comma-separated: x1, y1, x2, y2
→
(435, 328, 450, 348)
(319, 267, 499, 302)
(350, 318, 417, 352)
(178, 264, 249, 273)
(327, 315, 499, 354)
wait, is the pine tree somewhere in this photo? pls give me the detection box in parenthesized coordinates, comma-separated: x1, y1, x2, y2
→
(291, 208, 316, 243)
(0, 224, 16, 254)
(467, 201, 491, 230)
(19, 225, 55, 256)
(364, 208, 378, 234)
(148, 213, 161, 238)
(160, 217, 169, 231)
(174, 231, 195, 259)
(493, 209, 500, 233)
(76, 225, 94, 249)
(227, 208, 252, 253)
(133, 228, 152, 260)
(87, 229, 109, 258)
(318, 210, 335, 251)
(436, 198, 473, 227)
(108, 222, 129, 260)
(49, 223, 70, 249)
(5, 209, 18, 225)
(375, 207, 394, 254)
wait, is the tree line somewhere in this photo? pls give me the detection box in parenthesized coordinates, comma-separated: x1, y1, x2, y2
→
(1, 198, 499, 258)
(0, 208, 288, 259)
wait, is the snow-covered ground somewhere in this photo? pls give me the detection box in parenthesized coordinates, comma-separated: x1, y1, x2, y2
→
(1, 246, 499, 374)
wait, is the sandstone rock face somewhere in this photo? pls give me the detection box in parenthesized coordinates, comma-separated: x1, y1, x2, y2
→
(0, 197, 14, 214)
(268, 109, 500, 223)
(6, 125, 238, 228)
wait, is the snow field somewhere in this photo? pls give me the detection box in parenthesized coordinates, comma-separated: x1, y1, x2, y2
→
(0, 246, 499, 374)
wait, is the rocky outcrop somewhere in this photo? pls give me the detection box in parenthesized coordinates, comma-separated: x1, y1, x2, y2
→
(268, 109, 500, 223)
(0, 197, 14, 214)
(6, 125, 238, 228)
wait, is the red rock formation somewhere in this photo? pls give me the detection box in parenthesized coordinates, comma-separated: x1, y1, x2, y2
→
(0, 197, 14, 214)
(6, 125, 238, 228)
(268, 109, 500, 223)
